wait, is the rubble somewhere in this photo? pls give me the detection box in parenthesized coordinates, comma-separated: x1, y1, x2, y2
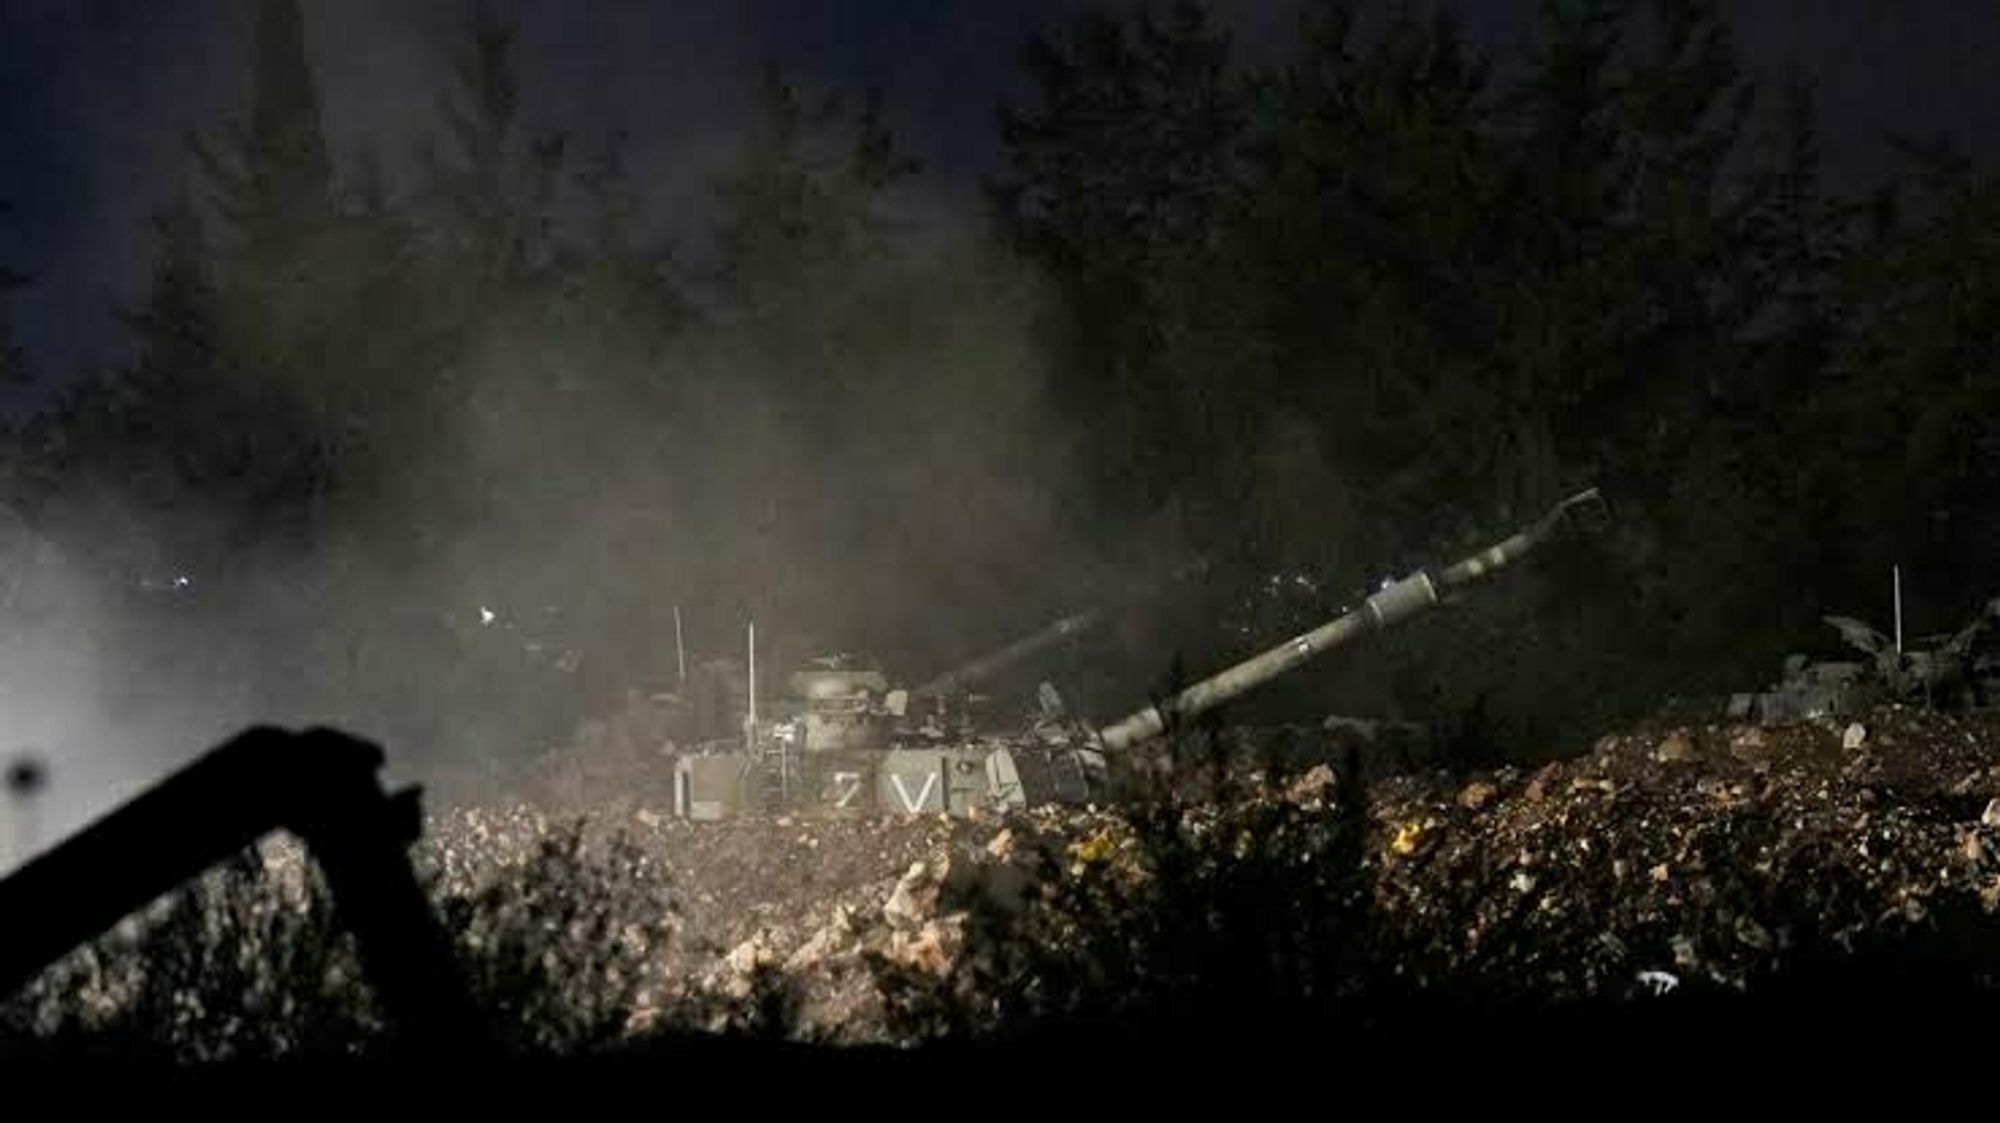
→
(1727, 726, 1775, 770)
(1524, 764, 1559, 802)
(884, 861, 944, 930)
(191, 705, 2000, 1049)
(1457, 780, 1498, 811)
(1655, 732, 1698, 764)
(726, 932, 777, 975)
(784, 906, 857, 972)
(885, 916, 964, 978)
(1286, 764, 1339, 806)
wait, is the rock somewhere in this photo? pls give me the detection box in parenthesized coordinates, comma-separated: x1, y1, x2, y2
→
(725, 933, 775, 975)
(885, 861, 942, 929)
(1285, 764, 1338, 806)
(1983, 798, 2000, 829)
(1729, 726, 1769, 750)
(1729, 728, 1775, 769)
(1458, 781, 1498, 811)
(1525, 764, 1560, 802)
(1842, 723, 1868, 751)
(785, 912, 854, 972)
(890, 916, 965, 977)
(1734, 916, 1773, 951)
(1656, 733, 1698, 764)
(984, 828, 1017, 862)
(625, 1003, 661, 1036)
(1070, 831, 1118, 866)
(1671, 935, 1698, 969)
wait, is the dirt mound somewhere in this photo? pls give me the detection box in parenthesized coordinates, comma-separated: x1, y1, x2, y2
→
(390, 705, 2000, 1043)
(1364, 706, 2000, 1001)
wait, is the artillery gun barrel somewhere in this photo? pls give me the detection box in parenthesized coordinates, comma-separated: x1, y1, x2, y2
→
(910, 559, 1211, 701)
(912, 609, 1106, 699)
(1094, 489, 1605, 752)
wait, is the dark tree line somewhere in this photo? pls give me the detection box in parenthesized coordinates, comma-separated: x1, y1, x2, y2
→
(1, 0, 1996, 775)
(990, 0, 2000, 751)
(0, 203, 26, 395)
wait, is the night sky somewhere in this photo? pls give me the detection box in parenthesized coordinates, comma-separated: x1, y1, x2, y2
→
(1, 1, 1996, 401)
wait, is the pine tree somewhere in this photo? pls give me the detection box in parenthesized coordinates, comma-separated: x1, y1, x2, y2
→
(690, 65, 928, 633)
(117, 198, 229, 504)
(170, 0, 342, 538)
(710, 66, 917, 320)
(990, 2, 1245, 524)
(195, 0, 335, 255)
(416, 8, 567, 291)
(1818, 150, 2000, 610)
(0, 236, 25, 392)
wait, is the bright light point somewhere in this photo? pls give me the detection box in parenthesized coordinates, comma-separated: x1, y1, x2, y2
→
(480, 606, 495, 625)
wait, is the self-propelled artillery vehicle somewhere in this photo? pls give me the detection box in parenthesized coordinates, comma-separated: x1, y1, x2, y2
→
(670, 488, 1608, 820)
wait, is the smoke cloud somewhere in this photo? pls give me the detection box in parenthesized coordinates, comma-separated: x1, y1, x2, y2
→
(0, 1, 1159, 862)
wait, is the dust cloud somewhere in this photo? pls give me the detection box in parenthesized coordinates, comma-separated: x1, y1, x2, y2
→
(0, 5, 1189, 864)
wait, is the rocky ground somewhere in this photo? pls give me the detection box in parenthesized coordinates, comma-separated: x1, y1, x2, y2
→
(15, 704, 2000, 1059)
(1364, 707, 2000, 999)
(401, 704, 2000, 1045)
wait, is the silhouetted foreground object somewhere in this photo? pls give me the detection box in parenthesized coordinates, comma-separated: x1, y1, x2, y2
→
(1096, 488, 1611, 751)
(0, 726, 484, 1054)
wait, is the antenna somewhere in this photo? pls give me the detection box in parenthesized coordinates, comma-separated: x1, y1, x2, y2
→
(674, 605, 686, 687)
(745, 621, 758, 752)
(1894, 565, 1904, 655)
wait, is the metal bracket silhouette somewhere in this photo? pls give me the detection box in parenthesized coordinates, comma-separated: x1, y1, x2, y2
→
(0, 725, 484, 1052)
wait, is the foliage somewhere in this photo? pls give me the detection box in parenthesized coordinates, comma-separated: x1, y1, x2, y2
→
(6, 0, 2000, 767)
(435, 821, 675, 1053)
